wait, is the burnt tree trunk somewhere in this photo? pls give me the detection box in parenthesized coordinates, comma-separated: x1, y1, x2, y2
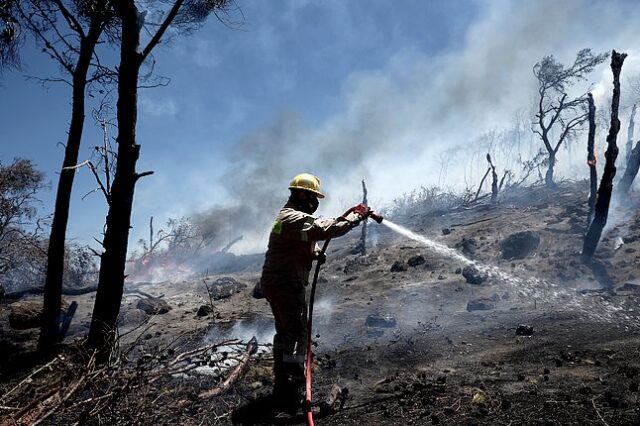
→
(359, 179, 368, 255)
(87, 0, 182, 351)
(486, 153, 498, 203)
(619, 104, 640, 194)
(586, 93, 597, 224)
(87, 1, 143, 350)
(626, 104, 636, 164)
(619, 141, 640, 194)
(583, 50, 627, 258)
(38, 17, 105, 352)
(545, 151, 556, 188)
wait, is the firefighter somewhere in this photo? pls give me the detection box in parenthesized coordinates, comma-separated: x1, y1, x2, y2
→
(261, 173, 366, 412)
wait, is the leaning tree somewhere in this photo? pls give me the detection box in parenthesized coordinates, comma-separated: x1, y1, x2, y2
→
(532, 49, 608, 187)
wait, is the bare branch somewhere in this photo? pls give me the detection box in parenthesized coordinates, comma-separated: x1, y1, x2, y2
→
(50, 0, 86, 38)
(141, 0, 185, 63)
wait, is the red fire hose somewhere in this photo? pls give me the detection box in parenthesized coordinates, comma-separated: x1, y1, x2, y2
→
(305, 238, 331, 426)
(304, 206, 382, 425)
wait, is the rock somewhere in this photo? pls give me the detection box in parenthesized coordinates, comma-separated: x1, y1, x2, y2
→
(118, 308, 148, 326)
(407, 255, 426, 267)
(320, 384, 348, 415)
(472, 390, 487, 406)
(9, 299, 70, 330)
(456, 238, 477, 256)
(442, 228, 451, 235)
(500, 231, 540, 260)
(365, 314, 397, 328)
(197, 304, 213, 317)
(466, 298, 495, 312)
(9, 300, 43, 330)
(207, 277, 246, 300)
(366, 329, 384, 338)
(516, 324, 534, 336)
(462, 266, 487, 285)
(136, 298, 171, 315)
(390, 261, 407, 272)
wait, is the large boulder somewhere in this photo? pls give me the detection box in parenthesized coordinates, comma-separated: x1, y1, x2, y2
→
(501, 231, 540, 260)
(207, 277, 246, 300)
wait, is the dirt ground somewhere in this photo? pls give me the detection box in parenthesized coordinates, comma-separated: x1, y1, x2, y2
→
(2, 181, 640, 425)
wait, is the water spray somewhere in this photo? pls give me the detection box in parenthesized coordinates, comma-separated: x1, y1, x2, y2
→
(380, 219, 637, 327)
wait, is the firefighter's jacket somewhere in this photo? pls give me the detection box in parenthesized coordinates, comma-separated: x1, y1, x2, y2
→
(261, 202, 360, 286)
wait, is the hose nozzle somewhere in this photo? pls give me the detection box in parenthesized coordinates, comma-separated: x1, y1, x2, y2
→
(368, 211, 383, 224)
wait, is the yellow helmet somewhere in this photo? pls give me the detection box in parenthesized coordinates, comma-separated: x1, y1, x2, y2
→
(288, 173, 325, 198)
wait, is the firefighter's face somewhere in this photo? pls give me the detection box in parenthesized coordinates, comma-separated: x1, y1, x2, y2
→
(296, 190, 319, 214)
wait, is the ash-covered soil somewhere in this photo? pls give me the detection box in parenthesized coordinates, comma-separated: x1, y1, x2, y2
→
(2, 182, 640, 425)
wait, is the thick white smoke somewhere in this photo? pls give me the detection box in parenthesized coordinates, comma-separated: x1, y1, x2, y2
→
(191, 0, 640, 254)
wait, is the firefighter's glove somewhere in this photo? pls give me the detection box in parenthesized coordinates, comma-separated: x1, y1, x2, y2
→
(352, 203, 371, 219)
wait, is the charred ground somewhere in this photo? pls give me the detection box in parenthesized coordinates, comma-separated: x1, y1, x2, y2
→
(2, 181, 640, 425)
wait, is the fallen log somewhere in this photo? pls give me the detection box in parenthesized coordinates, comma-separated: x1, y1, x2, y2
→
(199, 337, 258, 399)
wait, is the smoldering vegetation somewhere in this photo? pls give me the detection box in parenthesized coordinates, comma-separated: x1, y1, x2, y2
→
(4, 1, 640, 425)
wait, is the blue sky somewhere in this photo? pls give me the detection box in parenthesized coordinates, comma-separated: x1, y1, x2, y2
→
(1, 0, 640, 253)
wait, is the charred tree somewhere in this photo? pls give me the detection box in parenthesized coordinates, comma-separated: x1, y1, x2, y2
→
(619, 140, 640, 194)
(626, 104, 636, 164)
(619, 104, 640, 194)
(87, 0, 233, 351)
(586, 93, 597, 223)
(532, 49, 608, 188)
(87, 0, 153, 351)
(583, 50, 627, 258)
(487, 154, 498, 203)
(21, 1, 115, 352)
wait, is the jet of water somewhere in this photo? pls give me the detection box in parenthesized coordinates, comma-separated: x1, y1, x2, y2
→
(381, 219, 636, 327)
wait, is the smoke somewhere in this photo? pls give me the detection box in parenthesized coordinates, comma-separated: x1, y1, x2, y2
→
(189, 0, 640, 254)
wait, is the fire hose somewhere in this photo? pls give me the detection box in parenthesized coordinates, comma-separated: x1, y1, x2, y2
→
(305, 205, 382, 426)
